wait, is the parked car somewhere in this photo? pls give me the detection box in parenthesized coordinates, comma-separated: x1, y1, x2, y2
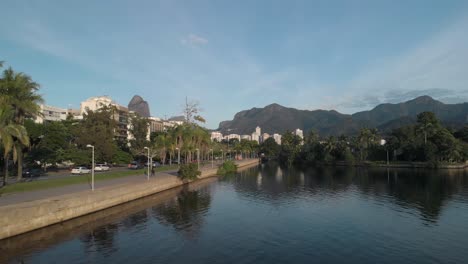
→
(71, 167, 91, 174)
(145, 161, 161, 167)
(22, 168, 43, 178)
(128, 161, 143, 169)
(95, 164, 110, 171)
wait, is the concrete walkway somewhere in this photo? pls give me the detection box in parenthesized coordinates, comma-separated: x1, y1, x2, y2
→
(0, 160, 248, 207)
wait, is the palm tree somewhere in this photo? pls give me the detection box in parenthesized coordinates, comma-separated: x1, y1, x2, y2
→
(1, 67, 43, 180)
(0, 104, 30, 185)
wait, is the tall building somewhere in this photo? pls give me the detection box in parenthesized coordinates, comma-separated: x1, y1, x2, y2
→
(273, 133, 282, 145)
(294, 128, 304, 139)
(251, 126, 261, 142)
(80, 96, 129, 142)
(211, 131, 223, 142)
(261, 133, 270, 143)
(241, 135, 251, 141)
(35, 104, 68, 123)
(224, 134, 241, 142)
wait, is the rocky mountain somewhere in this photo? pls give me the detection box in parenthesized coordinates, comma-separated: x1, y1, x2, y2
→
(217, 96, 468, 136)
(128, 95, 150, 117)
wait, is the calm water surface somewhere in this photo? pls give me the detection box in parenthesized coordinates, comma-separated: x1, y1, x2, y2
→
(2, 162, 468, 263)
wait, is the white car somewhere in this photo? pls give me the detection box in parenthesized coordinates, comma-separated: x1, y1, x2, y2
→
(94, 164, 110, 171)
(71, 167, 91, 174)
(95, 164, 110, 171)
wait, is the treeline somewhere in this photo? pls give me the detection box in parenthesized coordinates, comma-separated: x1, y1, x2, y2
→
(260, 112, 468, 167)
(0, 60, 260, 185)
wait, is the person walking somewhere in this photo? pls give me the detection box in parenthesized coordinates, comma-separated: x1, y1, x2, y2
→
(151, 166, 155, 177)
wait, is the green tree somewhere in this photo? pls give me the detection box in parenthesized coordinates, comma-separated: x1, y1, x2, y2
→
(128, 112, 150, 154)
(72, 106, 117, 163)
(0, 103, 29, 185)
(0, 66, 43, 180)
(279, 131, 302, 166)
(417, 112, 439, 145)
(25, 120, 70, 170)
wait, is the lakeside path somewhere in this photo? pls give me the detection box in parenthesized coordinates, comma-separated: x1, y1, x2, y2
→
(0, 160, 229, 206)
(0, 159, 259, 240)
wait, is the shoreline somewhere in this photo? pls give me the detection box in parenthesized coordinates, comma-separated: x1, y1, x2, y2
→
(318, 161, 468, 169)
(0, 159, 259, 240)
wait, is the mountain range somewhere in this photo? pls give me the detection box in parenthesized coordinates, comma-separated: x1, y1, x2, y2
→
(217, 96, 468, 136)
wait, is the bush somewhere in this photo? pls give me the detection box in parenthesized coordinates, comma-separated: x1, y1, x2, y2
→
(217, 160, 238, 175)
(112, 149, 133, 165)
(178, 163, 201, 181)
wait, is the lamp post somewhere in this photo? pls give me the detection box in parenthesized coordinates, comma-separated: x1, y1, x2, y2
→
(196, 148, 200, 170)
(380, 139, 389, 165)
(210, 149, 213, 168)
(176, 147, 180, 168)
(86, 144, 95, 191)
(144, 147, 150, 180)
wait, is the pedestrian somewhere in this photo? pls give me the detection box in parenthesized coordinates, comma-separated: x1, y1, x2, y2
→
(151, 166, 155, 176)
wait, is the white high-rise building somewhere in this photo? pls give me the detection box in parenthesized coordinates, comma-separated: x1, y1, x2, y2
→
(80, 96, 129, 141)
(224, 134, 241, 141)
(273, 133, 282, 145)
(241, 135, 251, 141)
(211, 131, 223, 142)
(294, 128, 304, 139)
(35, 104, 68, 124)
(251, 126, 261, 142)
(261, 133, 270, 143)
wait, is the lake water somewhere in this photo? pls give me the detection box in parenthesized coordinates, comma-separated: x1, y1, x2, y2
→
(2, 162, 468, 263)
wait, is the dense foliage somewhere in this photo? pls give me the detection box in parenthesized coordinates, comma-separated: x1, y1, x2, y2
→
(262, 112, 468, 167)
(217, 160, 238, 175)
(178, 163, 201, 181)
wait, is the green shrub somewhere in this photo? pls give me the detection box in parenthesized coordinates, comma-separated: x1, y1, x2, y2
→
(217, 160, 238, 175)
(178, 163, 201, 181)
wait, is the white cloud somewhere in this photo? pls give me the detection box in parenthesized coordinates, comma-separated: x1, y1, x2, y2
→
(181, 33, 208, 46)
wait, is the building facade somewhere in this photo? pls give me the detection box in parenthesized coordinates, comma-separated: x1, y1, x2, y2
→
(35, 104, 68, 124)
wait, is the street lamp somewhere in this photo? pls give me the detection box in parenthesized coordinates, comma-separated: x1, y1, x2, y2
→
(380, 139, 389, 165)
(210, 149, 213, 168)
(196, 148, 200, 170)
(86, 144, 95, 191)
(144, 147, 150, 180)
(176, 147, 180, 168)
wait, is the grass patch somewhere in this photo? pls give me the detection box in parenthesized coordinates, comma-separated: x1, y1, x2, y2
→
(0, 165, 179, 195)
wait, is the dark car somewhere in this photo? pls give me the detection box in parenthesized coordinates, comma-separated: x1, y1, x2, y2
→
(128, 161, 143, 169)
(22, 168, 43, 178)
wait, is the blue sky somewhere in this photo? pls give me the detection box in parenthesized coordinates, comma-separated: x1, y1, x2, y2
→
(1, 0, 468, 128)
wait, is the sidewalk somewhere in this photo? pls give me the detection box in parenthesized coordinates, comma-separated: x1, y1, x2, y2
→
(0, 160, 236, 207)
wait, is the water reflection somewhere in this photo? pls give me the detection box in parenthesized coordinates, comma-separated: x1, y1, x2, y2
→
(152, 186, 212, 239)
(0, 178, 216, 263)
(223, 162, 468, 223)
(80, 223, 120, 257)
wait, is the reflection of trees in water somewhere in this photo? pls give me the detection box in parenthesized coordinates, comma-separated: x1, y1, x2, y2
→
(151, 186, 212, 239)
(80, 223, 119, 256)
(226, 162, 468, 223)
(225, 162, 355, 201)
(121, 210, 149, 230)
(357, 168, 468, 222)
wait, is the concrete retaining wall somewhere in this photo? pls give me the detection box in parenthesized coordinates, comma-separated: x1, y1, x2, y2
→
(0, 159, 259, 240)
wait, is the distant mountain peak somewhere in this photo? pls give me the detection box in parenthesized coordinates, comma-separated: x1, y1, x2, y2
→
(409, 95, 439, 104)
(128, 95, 150, 117)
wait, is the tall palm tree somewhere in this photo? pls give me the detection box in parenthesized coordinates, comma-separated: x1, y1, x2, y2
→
(1, 67, 43, 180)
(0, 104, 30, 185)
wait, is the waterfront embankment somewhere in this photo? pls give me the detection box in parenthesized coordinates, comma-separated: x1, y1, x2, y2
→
(0, 159, 259, 240)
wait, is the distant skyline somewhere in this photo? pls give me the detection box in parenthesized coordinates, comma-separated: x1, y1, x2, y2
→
(1, 0, 468, 128)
